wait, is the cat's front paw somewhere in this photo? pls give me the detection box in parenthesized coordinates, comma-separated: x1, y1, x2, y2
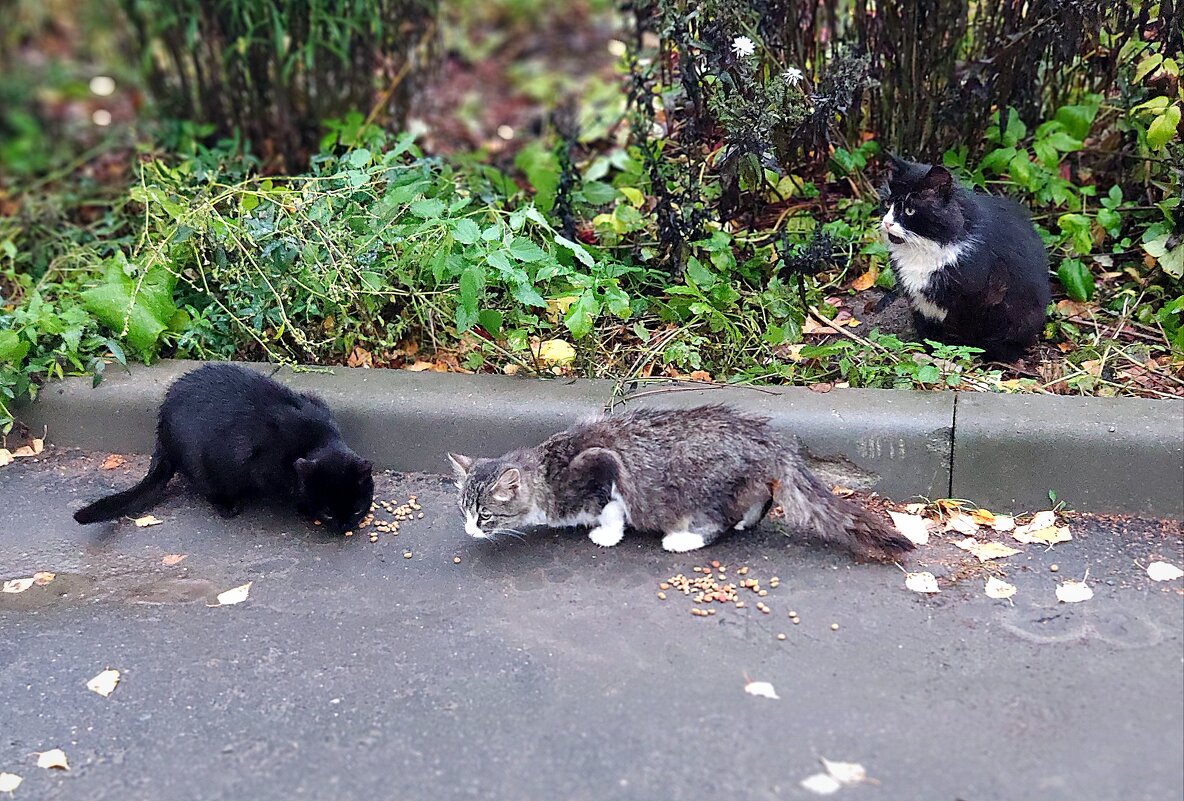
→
(662, 531, 706, 553)
(588, 524, 624, 547)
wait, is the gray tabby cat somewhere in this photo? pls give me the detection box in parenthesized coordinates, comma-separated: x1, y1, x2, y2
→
(448, 405, 913, 557)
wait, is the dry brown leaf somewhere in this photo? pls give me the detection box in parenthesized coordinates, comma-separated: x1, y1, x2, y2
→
(985, 577, 1017, 600)
(405, 360, 436, 372)
(903, 502, 928, 515)
(1056, 299, 1093, 318)
(32, 572, 54, 586)
(945, 512, 980, 536)
(132, 515, 163, 528)
(802, 316, 839, 336)
(2, 578, 35, 594)
(345, 345, 373, 368)
(954, 537, 1021, 562)
(0, 772, 22, 793)
(850, 266, 877, 291)
(209, 582, 252, 607)
(888, 511, 931, 546)
(905, 571, 940, 594)
(743, 680, 780, 700)
(100, 454, 127, 470)
(688, 370, 713, 382)
(161, 554, 187, 566)
(0, 450, 12, 468)
(830, 485, 855, 498)
(1014, 511, 1057, 535)
(1147, 561, 1184, 582)
(1013, 525, 1072, 546)
(35, 749, 68, 771)
(86, 669, 121, 698)
(969, 508, 996, 526)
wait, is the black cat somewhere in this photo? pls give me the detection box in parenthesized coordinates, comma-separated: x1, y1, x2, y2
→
(74, 363, 373, 533)
(880, 155, 1050, 361)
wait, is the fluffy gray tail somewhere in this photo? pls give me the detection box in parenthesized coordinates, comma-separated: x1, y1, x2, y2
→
(74, 444, 175, 524)
(774, 457, 913, 559)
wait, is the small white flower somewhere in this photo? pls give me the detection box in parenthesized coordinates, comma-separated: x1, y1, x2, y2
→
(731, 36, 756, 58)
(781, 66, 805, 84)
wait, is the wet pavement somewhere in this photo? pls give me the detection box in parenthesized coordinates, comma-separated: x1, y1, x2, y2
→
(1, 449, 1182, 801)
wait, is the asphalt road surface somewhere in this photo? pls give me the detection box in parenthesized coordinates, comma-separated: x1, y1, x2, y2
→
(2, 449, 1182, 801)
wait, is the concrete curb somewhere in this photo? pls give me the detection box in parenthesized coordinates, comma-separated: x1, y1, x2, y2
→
(14, 359, 1184, 518)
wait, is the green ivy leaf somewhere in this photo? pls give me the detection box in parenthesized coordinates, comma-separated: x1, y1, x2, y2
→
(564, 291, 600, 339)
(81, 258, 180, 358)
(0, 330, 30, 365)
(1057, 258, 1095, 301)
(1147, 105, 1181, 150)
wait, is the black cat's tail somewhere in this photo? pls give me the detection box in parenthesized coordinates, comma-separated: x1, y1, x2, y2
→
(775, 457, 914, 560)
(74, 444, 176, 524)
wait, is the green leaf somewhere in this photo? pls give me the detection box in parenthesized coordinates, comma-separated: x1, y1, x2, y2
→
(916, 364, 940, 384)
(81, 258, 180, 358)
(1096, 207, 1121, 237)
(507, 237, 548, 263)
(1001, 108, 1027, 147)
(409, 198, 446, 218)
(514, 142, 560, 212)
(457, 265, 484, 332)
(0, 330, 30, 365)
(485, 249, 513, 275)
(979, 147, 1016, 174)
(619, 186, 645, 207)
(1143, 234, 1184, 279)
(452, 219, 481, 245)
(1054, 104, 1099, 140)
(511, 282, 547, 308)
(1058, 213, 1094, 255)
(1147, 105, 1181, 150)
(564, 291, 600, 339)
(684, 257, 715, 288)
(580, 180, 618, 205)
(1134, 53, 1164, 83)
(1056, 258, 1095, 301)
(477, 309, 503, 336)
(1007, 151, 1033, 186)
(1043, 132, 1083, 152)
(347, 148, 372, 168)
(553, 235, 595, 267)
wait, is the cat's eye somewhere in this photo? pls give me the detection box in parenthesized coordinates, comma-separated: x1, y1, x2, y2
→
(903, 206, 915, 216)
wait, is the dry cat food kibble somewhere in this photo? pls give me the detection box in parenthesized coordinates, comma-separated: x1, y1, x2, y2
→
(352, 494, 425, 543)
(660, 563, 790, 620)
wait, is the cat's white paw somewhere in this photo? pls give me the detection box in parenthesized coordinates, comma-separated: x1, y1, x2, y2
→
(662, 531, 706, 553)
(589, 524, 624, 547)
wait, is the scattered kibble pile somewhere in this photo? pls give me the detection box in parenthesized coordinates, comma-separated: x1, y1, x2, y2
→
(344, 494, 424, 544)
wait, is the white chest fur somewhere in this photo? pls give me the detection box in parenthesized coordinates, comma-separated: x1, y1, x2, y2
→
(881, 207, 969, 322)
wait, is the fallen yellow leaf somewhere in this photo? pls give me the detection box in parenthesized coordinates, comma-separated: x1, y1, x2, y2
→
(991, 515, 1016, 532)
(0, 450, 11, 467)
(209, 582, 252, 607)
(1147, 561, 1183, 582)
(535, 339, 576, 366)
(132, 515, 163, 528)
(1013, 525, 1072, 546)
(905, 571, 940, 594)
(850, 267, 877, 291)
(161, 554, 187, 566)
(86, 669, 121, 698)
(743, 680, 780, 699)
(985, 577, 1017, 600)
(0, 773, 22, 793)
(1015, 510, 1057, 535)
(888, 511, 931, 546)
(2, 577, 35, 594)
(35, 749, 68, 771)
(405, 360, 436, 372)
(954, 537, 1021, 562)
(100, 454, 127, 470)
(32, 572, 54, 586)
(970, 508, 996, 525)
(1056, 578, 1093, 603)
(903, 502, 928, 515)
(944, 512, 980, 536)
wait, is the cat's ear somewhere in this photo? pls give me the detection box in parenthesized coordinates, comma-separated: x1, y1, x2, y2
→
(886, 153, 909, 175)
(294, 457, 315, 481)
(490, 467, 521, 502)
(356, 459, 373, 480)
(919, 165, 953, 198)
(447, 452, 474, 479)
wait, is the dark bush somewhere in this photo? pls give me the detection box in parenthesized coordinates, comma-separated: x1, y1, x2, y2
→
(119, 0, 439, 167)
